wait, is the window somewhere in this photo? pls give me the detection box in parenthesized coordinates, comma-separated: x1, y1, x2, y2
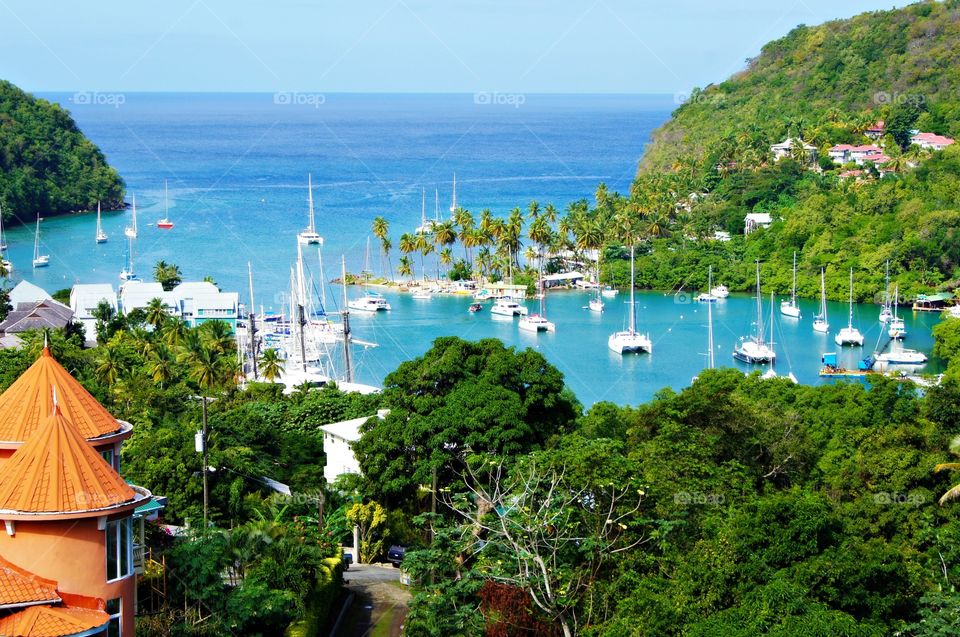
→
(106, 518, 133, 581)
(106, 597, 121, 637)
(100, 448, 114, 470)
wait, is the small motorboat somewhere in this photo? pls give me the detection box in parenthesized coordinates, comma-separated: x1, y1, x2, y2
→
(468, 303, 483, 313)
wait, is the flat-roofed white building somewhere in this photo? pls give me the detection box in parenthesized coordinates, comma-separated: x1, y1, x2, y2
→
(70, 283, 117, 343)
(319, 410, 389, 485)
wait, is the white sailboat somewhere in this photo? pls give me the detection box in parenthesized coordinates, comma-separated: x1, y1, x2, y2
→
(733, 262, 775, 364)
(879, 261, 893, 323)
(697, 266, 718, 302)
(157, 180, 174, 229)
(834, 268, 864, 346)
(449, 174, 457, 215)
(96, 201, 108, 243)
(415, 188, 436, 234)
(0, 205, 11, 273)
(124, 194, 138, 238)
(813, 268, 829, 333)
(519, 267, 556, 333)
(710, 283, 730, 298)
(588, 255, 604, 312)
(31, 215, 49, 268)
(780, 251, 801, 318)
(608, 244, 651, 354)
(297, 174, 323, 245)
(119, 233, 138, 281)
(888, 286, 906, 339)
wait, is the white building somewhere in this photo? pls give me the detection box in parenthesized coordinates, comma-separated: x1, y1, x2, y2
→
(319, 410, 389, 484)
(8, 281, 52, 306)
(70, 283, 117, 343)
(744, 213, 773, 234)
(770, 138, 817, 162)
(172, 282, 239, 331)
(911, 132, 955, 151)
(118, 281, 179, 316)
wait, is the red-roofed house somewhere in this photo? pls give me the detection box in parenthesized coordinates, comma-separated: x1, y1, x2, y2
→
(865, 121, 885, 140)
(911, 132, 955, 151)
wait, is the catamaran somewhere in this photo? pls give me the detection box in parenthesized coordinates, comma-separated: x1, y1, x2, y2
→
(519, 267, 556, 333)
(124, 194, 138, 238)
(813, 268, 829, 333)
(733, 262, 775, 364)
(157, 180, 174, 229)
(888, 285, 906, 339)
(491, 298, 528, 317)
(32, 215, 49, 268)
(348, 291, 391, 312)
(879, 261, 893, 323)
(608, 244, 652, 354)
(297, 174, 323, 245)
(96, 201, 108, 243)
(119, 233, 138, 281)
(834, 268, 864, 346)
(780, 251, 801, 318)
(415, 188, 436, 234)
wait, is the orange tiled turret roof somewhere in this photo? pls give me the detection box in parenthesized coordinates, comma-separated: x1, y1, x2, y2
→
(0, 603, 109, 636)
(0, 406, 135, 514)
(0, 555, 59, 608)
(0, 348, 121, 443)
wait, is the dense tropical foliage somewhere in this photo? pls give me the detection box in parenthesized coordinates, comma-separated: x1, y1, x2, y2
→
(0, 80, 125, 223)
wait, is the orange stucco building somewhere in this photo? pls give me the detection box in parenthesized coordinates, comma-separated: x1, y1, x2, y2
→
(0, 348, 155, 637)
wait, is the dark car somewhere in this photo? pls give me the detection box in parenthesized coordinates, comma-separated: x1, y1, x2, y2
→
(386, 545, 407, 567)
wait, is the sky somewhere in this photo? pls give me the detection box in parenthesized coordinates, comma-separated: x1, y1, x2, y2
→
(1, 0, 903, 94)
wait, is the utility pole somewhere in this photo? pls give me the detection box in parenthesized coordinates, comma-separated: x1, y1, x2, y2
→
(201, 396, 209, 527)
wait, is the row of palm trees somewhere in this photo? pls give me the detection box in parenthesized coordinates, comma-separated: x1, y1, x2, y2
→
(367, 184, 679, 285)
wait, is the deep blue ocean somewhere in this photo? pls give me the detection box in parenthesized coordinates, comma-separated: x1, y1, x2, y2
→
(3, 93, 944, 404)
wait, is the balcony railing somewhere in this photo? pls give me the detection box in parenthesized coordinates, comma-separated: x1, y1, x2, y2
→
(134, 544, 145, 574)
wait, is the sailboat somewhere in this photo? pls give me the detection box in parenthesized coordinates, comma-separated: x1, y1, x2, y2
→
(31, 215, 49, 268)
(813, 268, 829, 333)
(119, 233, 138, 281)
(732, 262, 775, 364)
(608, 244, 651, 354)
(449, 174, 457, 215)
(780, 251, 801, 318)
(415, 188, 436, 234)
(96, 201, 108, 243)
(519, 264, 556, 333)
(124, 194, 138, 238)
(879, 261, 893, 323)
(697, 266, 718, 302)
(297, 174, 323, 245)
(588, 254, 604, 312)
(834, 268, 864, 346)
(888, 286, 906, 339)
(157, 181, 174, 229)
(0, 205, 11, 273)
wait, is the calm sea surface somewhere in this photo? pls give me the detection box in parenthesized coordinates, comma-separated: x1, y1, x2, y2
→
(5, 93, 945, 403)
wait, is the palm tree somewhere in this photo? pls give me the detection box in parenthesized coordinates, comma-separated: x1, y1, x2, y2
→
(145, 297, 168, 330)
(200, 320, 234, 357)
(439, 247, 453, 275)
(414, 232, 433, 281)
(153, 261, 183, 291)
(399, 232, 415, 263)
(162, 317, 189, 348)
(371, 216, 390, 278)
(453, 209, 475, 263)
(95, 346, 124, 387)
(146, 344, 176, 388)
(528, 215, 552, 270)
(397, 256, 413, 279)
(259, 348, 284, 382)
(527, 200, 540, 219)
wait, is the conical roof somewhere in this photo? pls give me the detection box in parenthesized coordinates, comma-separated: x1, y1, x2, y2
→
(0, 406, 135, 514)
(0, 555, 59, 608)
(0, 348, 122, 443)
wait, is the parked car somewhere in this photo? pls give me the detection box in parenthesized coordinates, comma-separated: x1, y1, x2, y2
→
(386, 545, 407, 567)
(342, 549, 352, 570)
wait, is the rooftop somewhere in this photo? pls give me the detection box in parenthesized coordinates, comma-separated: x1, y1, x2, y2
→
(0, 349, 122, 443)
(0, 602, 109, 637)
(0, 405, 135, 515)
(8, 282, 52, 308)
(0, 301, 74, 335)
(0, 555, 59, 609)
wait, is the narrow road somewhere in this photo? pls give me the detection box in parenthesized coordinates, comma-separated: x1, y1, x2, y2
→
(337, 563, 411, 637)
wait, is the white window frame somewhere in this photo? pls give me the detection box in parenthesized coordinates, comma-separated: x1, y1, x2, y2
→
(106, 518, 133, 582)
(106, 596, 121, 637)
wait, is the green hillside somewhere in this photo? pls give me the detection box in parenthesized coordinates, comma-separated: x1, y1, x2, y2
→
(0, 80, 124, 224)
(600, 0, 960, 303)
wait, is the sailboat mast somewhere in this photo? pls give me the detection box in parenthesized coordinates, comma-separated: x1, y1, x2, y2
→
(164, 180, 169, 217)
(435, 189, 440, 223)
(707, 265, 715, 369)
(318, 247, 327, 309)
(307, 173, 316, 233)
(848, 268, 854, 329)
(792, 251, 797, 304)
(247, 262, 258, 379)
(341, 256, 353, 384)
(34, 215, 40, 260)
(450, 174, 457, 214)
(769, 291, 775, 354)
(629, 244, 637, 334)
(755, 261, 763, 344)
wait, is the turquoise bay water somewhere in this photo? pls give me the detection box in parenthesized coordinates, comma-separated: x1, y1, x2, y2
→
(4, 93, 946, 403)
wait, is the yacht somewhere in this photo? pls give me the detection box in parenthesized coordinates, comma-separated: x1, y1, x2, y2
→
(601, 286, 619, 298)
(412, 289, 432, 300)
(95, 201, 108, 243)
(157, 180, 174, 229)
(124, 194, 138, 239)
(32, 215, 49, 268)
(888, 286, 906, 339)
(588, 259, 604, 312)
(697, 266, 719, 303)
(879, 262, 893, 323)
(876, 349, 927, 365)
(710, 284, 729, 298)
(119, 233, 138, 281)
(415, 188, 437, 234)
(519, 271, 555, 333)
(589, 297, 605, 312)
(491, 298, 528, 317)
(732, 262, 775, 364)
(834, 268, 864, 346)
(0, 205, 11, 272)
(780, 251, 801, 318)
(297, 174, 323, 245)
(608, 244, 652, 354)
(348, 292, 390, 312)
(813, 268, 829, 333)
